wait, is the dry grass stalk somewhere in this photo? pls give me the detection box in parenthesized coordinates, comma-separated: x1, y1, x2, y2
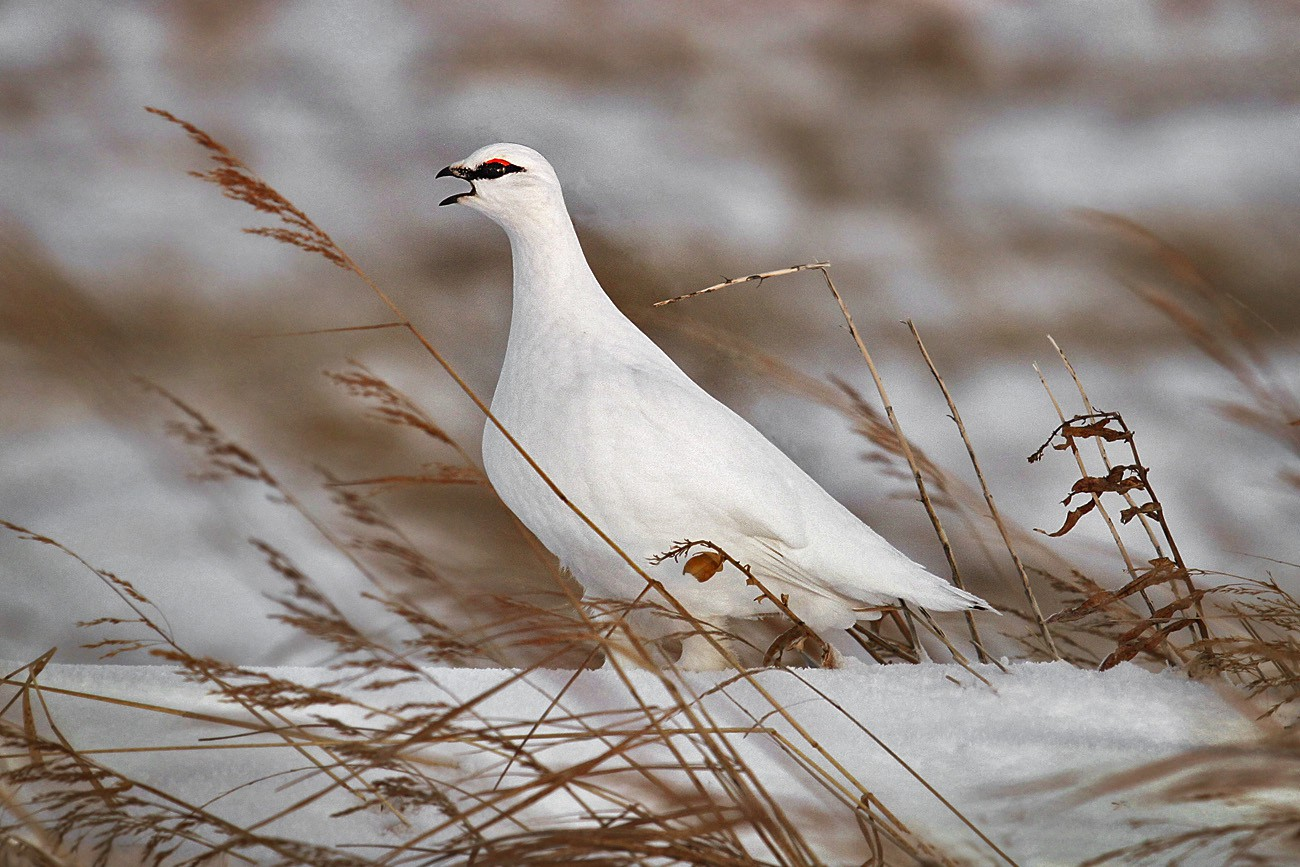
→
(1046, 336, 1171, 561)
(907, 320, 1057, 660)
(1029, 408, 1201, 670)
(814, 268, 997, 664)
(1045, 341, 1207, 639)
(1082, 210, 1300, 470)
(125, 108, 1010, 863)
(653, 263, 997, 664)
(1026, 403, 1208, 668)
(1027, 365, 1191, 664)
(145, 107, 347, 270)
(652, 262, 830, 308)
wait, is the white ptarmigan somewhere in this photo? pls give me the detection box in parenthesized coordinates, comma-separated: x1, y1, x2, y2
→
(438, 143, 992, 668)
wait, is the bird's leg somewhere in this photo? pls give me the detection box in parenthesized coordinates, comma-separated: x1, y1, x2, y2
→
(763, 625, 803, 666)
(763, 624, 841, 668)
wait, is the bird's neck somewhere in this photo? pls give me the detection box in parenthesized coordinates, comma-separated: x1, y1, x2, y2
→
(502, 206, 626, 336)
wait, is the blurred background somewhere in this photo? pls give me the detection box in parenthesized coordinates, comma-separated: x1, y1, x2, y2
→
(3, 0, 1298, 664)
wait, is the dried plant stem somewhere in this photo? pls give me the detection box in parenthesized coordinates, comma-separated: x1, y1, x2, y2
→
(248, 320, 406, 339)
(0, 677, 264, 733)
(327, 250, 962, 865)
(909, 606, 994, 686)
(1047, 338, 1208, 641)
(1032, 365, 1148, 592)
(653, 262, 830, 307)
(152, 113, 1004, 862)
(0, 775, 79, 866)
(908, 321, 1059, 660)
(1047, 337, 1167, 559)
(814, 268, 994, 664)
(1032, 362, 1206, 659)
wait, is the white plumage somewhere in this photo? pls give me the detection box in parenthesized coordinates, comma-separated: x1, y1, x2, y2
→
(438, 143, 991, 667)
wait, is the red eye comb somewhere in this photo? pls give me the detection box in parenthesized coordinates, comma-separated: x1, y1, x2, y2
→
(484, 158, 513, 167)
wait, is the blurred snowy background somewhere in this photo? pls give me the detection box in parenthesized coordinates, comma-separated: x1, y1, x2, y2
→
(3, 0, 1298, 664)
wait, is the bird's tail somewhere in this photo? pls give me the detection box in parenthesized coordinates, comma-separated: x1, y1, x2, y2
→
(910, 579, 998, 614)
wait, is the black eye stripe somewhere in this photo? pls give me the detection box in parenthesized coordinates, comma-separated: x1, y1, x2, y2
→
(471, 161, 526, 180)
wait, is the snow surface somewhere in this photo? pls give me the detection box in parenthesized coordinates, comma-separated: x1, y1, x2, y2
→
(2, 659, 1262, 865)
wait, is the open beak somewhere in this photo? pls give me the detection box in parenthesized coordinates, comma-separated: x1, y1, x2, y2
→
(437, 164, 473, 206)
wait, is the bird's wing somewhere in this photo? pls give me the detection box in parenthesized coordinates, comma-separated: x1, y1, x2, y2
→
(600, 357, 815, 551)
(608, 359, 972, 609)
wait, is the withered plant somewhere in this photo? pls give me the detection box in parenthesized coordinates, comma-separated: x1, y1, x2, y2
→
(0, 109, 1030, 866)
(1022, 216, 1300, 864)
(2, 109, 1298, 867)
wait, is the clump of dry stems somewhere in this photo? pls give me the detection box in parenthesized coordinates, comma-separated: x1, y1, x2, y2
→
(0, 109, 1297, 866)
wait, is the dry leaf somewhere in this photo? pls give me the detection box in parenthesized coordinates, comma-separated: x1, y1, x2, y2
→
(1036, 498, 1096, 538)
(1067, 465, 1145, 499)
(683, 551, 724, 583)
(1120, 502, 1161, 524)
(1056, 421, 1132, 444)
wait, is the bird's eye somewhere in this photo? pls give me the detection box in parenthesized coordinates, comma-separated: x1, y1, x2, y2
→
(474, 159, 524, 180)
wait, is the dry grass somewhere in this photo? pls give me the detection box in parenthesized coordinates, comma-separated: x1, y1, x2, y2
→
(0, 110, 1297, 865)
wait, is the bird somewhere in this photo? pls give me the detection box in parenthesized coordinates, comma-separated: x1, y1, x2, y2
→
(437, 143, 992, 669)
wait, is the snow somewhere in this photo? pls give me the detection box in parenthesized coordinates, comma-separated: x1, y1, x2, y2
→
(3, 658, 1262, 864)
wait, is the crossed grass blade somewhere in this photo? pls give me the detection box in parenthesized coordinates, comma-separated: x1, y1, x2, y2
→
(20, 105, 1268, 863)
(142, 108, 991, 863)
(19, 103, 1285, 864)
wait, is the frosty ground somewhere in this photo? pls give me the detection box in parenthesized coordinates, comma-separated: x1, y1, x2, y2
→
(4, 658, 1261, 865)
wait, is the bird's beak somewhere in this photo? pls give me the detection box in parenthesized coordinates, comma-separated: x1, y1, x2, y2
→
(437, 164, 473, 206)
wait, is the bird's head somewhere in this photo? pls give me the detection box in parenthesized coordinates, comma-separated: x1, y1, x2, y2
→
(437, 144, 564, 226)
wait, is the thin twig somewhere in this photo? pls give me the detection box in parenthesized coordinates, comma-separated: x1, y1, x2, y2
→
(814, 268, 993, 664)
(248, 321, 407, 339)
(909, 321, 1057, 660)
(654, 262, 996, 666)
(653, 262, 829, 307)
(1032, 364, 1149, 595)
(1047, 336, 1167, 559)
